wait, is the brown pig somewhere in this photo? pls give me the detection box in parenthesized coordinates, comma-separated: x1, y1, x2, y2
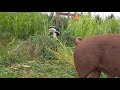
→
(73, 34, 120, 78)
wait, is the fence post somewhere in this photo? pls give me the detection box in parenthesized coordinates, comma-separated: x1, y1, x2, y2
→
(56, 12, 60, 29)
(68, 12, 70, 19)
(48, 12, 54, 21)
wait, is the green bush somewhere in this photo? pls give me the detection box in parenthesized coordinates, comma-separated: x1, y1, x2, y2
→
(30, 33, 60, 61)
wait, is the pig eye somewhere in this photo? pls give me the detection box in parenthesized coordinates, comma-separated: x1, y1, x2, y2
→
(78, 37, 82, 40)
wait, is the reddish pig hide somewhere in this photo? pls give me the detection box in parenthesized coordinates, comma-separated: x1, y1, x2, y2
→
(73, 34, 120, 78)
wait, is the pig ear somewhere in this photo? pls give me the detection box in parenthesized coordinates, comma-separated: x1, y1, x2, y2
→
(74, 37, 82, 45)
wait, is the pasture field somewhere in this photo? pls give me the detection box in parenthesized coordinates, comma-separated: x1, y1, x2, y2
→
(0, 12, 118, 78)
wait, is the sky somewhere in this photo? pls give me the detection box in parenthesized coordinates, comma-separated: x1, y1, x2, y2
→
(45, 12, 120, 19)
(91, 12, 120, 18)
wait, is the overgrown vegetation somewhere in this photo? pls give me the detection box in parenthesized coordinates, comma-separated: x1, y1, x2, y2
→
(0, 12, 119, 78)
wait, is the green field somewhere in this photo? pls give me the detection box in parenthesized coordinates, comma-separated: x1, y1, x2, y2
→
(0, 12, 118, 78)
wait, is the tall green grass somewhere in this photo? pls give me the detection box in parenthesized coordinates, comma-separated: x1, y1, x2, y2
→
(47, 40, 74, 68)
(67, 15, 120, 39)
(0, 12, 49, 44)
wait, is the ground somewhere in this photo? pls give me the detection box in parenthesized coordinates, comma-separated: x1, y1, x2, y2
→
(0, 60, 75, 78)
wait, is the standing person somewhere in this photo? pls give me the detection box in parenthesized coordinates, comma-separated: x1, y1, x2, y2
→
(74, 13, 79, 21)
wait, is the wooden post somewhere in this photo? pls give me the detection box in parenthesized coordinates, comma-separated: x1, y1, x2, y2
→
(56, 12, 60, 29)
(68, 12, 70, 19)
(81, 12, 83, 15)
(88, 12, 91, 16)
(48, 12, 54, 21)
